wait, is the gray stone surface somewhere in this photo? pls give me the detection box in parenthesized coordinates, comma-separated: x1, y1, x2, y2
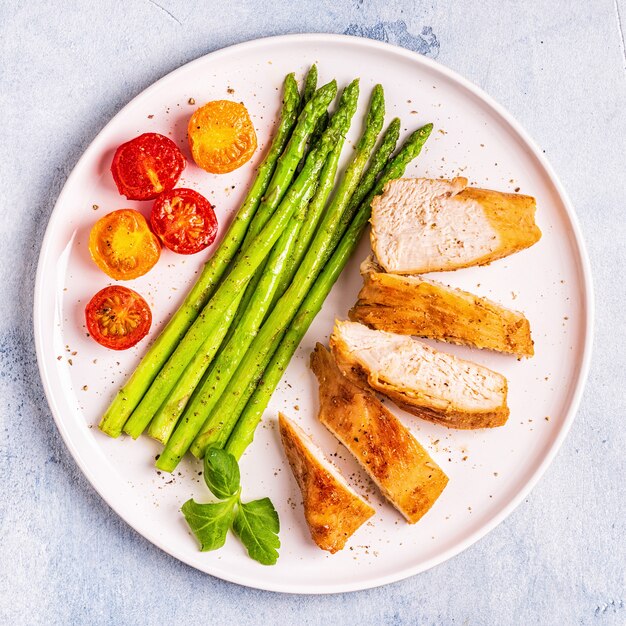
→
(1, 1, 624, 624)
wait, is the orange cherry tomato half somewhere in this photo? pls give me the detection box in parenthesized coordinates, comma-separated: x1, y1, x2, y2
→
(150, 188, 218, 255)
(111, 132, 186, 200)
(89, 209, 161, 280)
(188, 100, 257, 174)
(85, 285, 152, 350)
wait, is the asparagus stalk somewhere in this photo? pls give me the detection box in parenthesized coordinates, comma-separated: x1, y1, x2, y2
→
(190, 87, 390, 458)
(338, 117, 402, 229)
(154, 83, 358, 469)
(293, 65, 318, 178)
(238, 76, 334, 254)
(220, 66, 322, 348)
(270, 111, 331, 301)
(147, 140, 339, 445)
(224, 222, 361, 459)
(309, 111, 329, 148)
(224, 123, 434, 458)
(122, 81, 342, 439)
(300, 65, 318, 111)
(98, 74, 301, 438)
(278, 86, 389, 298)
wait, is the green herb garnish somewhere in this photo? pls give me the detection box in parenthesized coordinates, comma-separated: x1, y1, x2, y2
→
(181, 447, 280, 565)
(232, 498, 280, 565)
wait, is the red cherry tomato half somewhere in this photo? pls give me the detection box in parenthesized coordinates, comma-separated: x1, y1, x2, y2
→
(150, 188, 218, 254)
(85, 286, 152, 350)
(111, 133, 186, 201)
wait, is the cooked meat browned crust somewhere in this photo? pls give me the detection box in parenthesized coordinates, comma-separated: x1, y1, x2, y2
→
(370, 177, 541, 274)
(330, 321, 509, 429)
(278, 412, 374, 553)
(310, 344, 448, 524)
(350, 258, 534, 357)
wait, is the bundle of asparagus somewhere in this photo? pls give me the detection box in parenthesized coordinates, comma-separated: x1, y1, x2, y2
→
(99, 67, 433, 473)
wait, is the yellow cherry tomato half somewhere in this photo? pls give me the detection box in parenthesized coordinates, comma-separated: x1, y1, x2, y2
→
(188, 100, 257, 174)
(88, 209, 160, 280)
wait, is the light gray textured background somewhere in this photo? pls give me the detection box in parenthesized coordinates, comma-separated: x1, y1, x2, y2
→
(1, 1, 625, 624)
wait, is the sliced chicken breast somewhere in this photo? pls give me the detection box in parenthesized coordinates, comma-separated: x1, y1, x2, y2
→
(330, 320, 509, 429)
(370, 177, 541, 274)
(350, 257, 534, 357)
(278, 412, 374, 553)
(311, 344, 449, 524)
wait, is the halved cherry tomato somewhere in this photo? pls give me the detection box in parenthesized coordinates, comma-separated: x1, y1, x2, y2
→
(111, 132, 186, 200)
(150, 188, 218, 255)
(85, 286, 152, 350)
(89, 209, 161, 280)
(188, 100, 257, 174)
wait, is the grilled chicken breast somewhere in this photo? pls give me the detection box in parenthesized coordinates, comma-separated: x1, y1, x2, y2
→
(278, 412, 374, 553)
(350, 257, 534, 357)
(330, 321, 509, 429)
(370, 177, 541, 274)
(311, 344, 448, 524)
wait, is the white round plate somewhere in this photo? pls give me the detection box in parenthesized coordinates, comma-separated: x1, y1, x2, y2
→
(34, 34, 593, 594)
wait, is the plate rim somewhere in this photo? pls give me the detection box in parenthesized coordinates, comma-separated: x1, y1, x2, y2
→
(33, 32, 594, 594)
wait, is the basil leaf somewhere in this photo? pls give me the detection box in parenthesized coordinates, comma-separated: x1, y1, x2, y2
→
(181, 499, 235, 552)
(203, 447, 240, 500)
(232, 497, 280, 565)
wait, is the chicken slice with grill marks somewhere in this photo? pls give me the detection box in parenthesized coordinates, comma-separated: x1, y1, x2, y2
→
(370, 177, 541, 274)
(311, 344, 448, 524)
(350, 256, 534, 357)
(330, 320, 509, 429)
(278, 412, 374, 553)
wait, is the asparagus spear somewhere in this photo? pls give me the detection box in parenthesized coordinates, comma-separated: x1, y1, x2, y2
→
(225, 223, 361, 459)
(190, 88, 391, 459)
(237, 76, 335, 255)
(270, 110, 332, 301)
(278, 86, 388, 297)
(225, 123, 434, 458)
(294, 65, 318, 176)
(300, 65, 318, 113)
(122, 81, 343, 439)
(98, 74, 301, 438)
(220, 66, 322, 346)
(154, 82, 359, 468)
(338, 117, 402, 230)
(308, 111, 329, 148)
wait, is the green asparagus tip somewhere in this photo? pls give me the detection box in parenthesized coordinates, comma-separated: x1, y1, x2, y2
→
(301, 66, 318, 106)
(283, 73, 298, 90)
(337, 78, 360, 106)
(364, 85, 385, 125)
